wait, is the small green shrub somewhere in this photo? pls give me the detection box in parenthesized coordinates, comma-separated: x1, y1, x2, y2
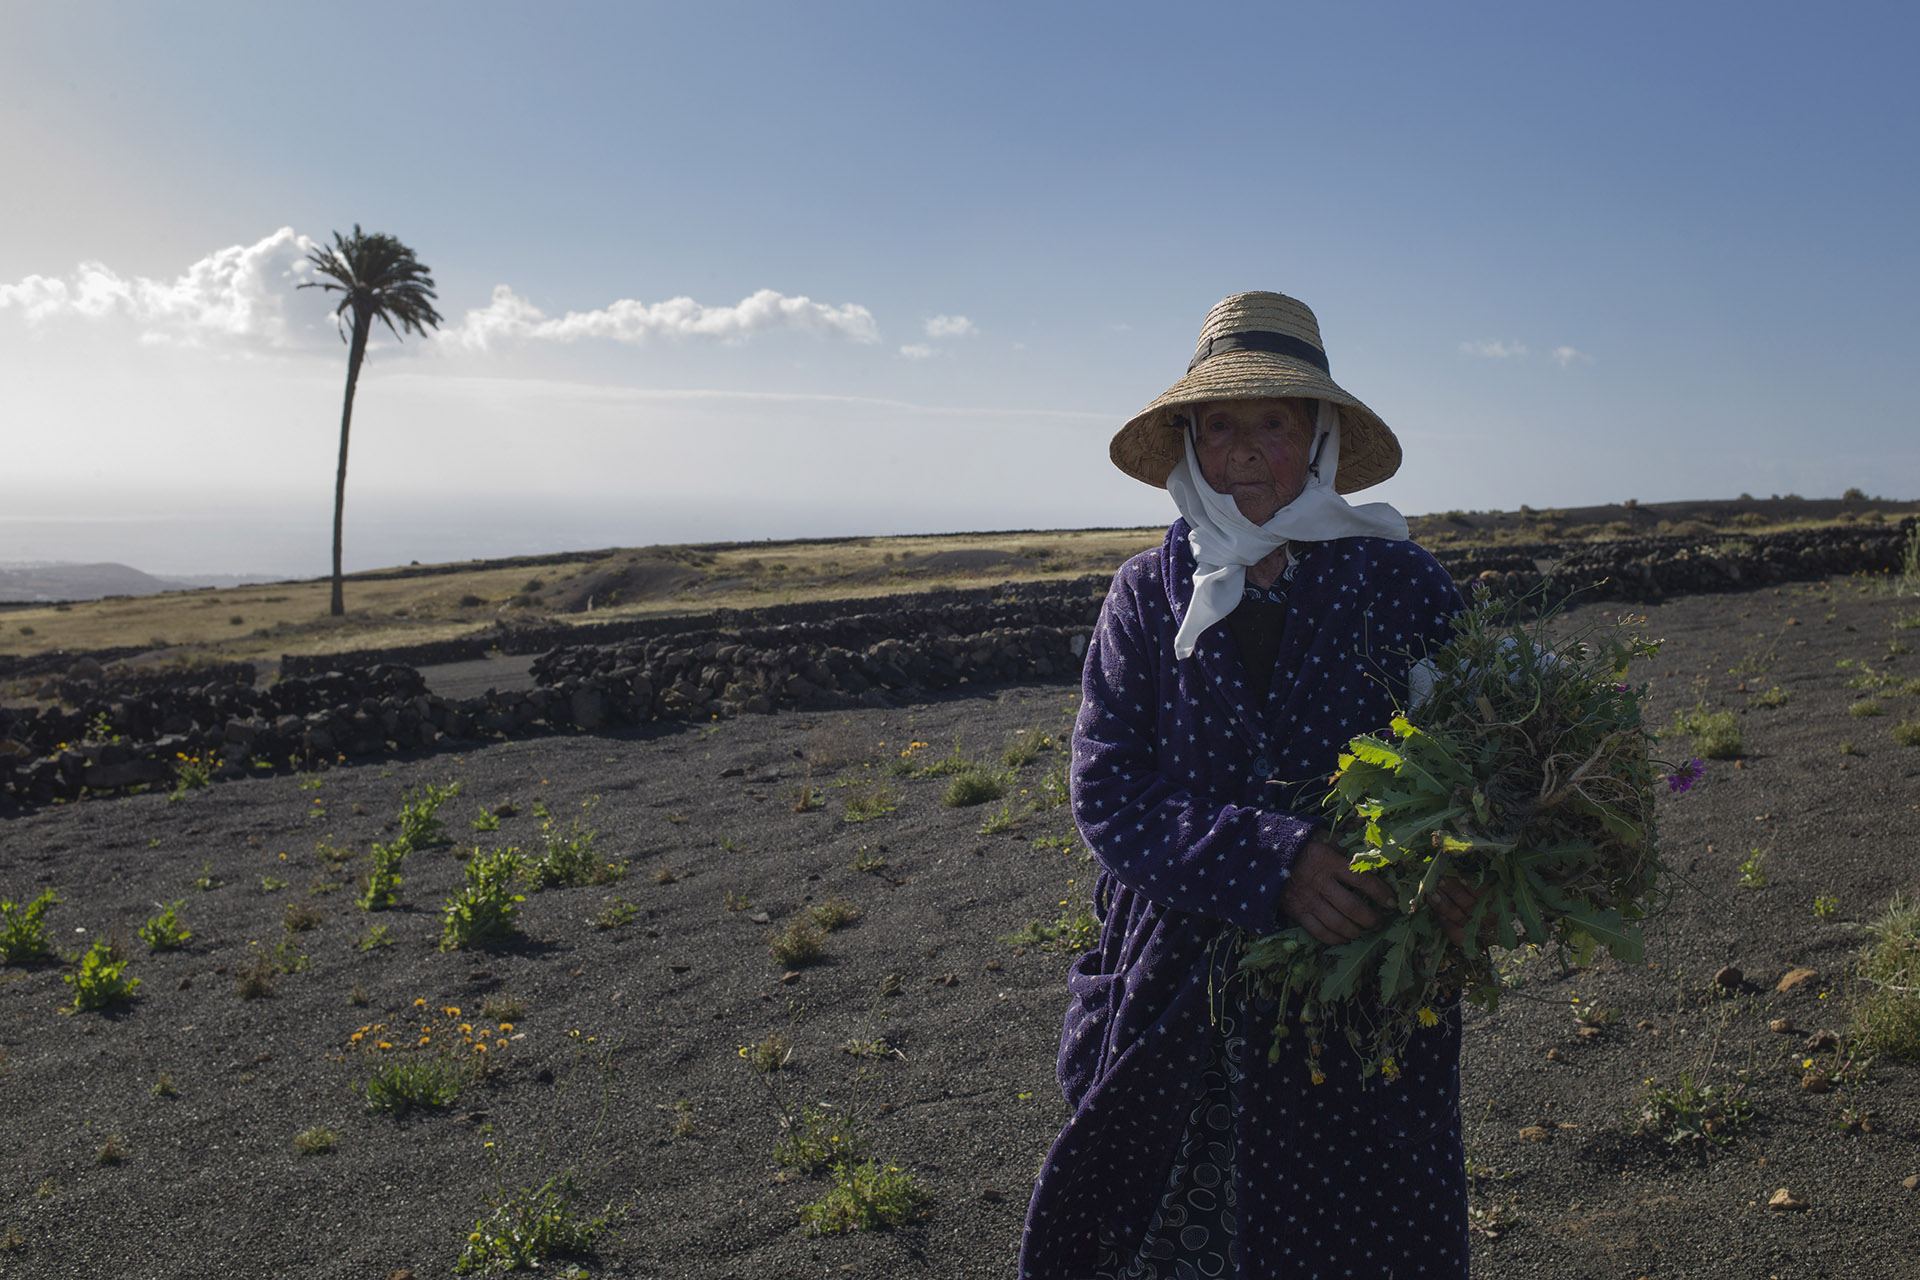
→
(592, 898, 637, 929)
(1850, 699, 1885, 717)
(313, 840, 354, 869)
(1003, 728, 1055, 768)
(480, 992, 526, 1022)
(169, 750, 214, 797)
(64, 938, 140, 1010)
(1737, 847, 1769, 889)
(470, 807, 501, 833)
(776, 1105, 867, 1173)
(282, 901, 322, 933)
(1000, 902, 1098, 954)
(356, 923, 394, 951)
(1814, 893, 1840, 920)
(1893, 719, 1920, 748)
(798, 1160, 932, 1236)
(1672, 703, 1742, 759)
(453, 1173, 615, 1275)
(359, 841, 407, 911)
(525, 806, 621, 888)
(0, 889, 58, 963)
(441, 850, 525, 950)
(841, 783, 898, 823)
(1851, 895, 1920, 1060)
(398, 781, 460, 848)
(740, 1030, 793, 1073)
(978, 800, 1026, 834)
(360, 1054, 473, 1114)
(1033, 759, 1071, 810)
(770, 917, 826, 968)
(1749, 685, 1792, 708)
(942, 769, 1006, 808)
(138, 900, 191, 952)
(272, 938, 310, 974)
(149, 1071, 179, 1098)
(911, 740, 976, 778)
(1632, 1071, 1752, 1147)
(807, 898, 860, 932)
(293, 1125, 339, 1155)
(234, 952, 277, 999)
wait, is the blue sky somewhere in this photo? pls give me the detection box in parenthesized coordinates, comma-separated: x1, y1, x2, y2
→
(3, 2, 1915, 575)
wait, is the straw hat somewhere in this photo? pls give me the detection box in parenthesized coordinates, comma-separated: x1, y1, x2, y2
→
(1110, 290, 1401, 494)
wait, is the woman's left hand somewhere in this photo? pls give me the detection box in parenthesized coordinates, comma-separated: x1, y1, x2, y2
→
(1429, 876, 1492, 950)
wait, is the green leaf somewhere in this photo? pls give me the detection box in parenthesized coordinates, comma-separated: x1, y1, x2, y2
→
(1343, 737, 1405, 771)
(1377, 919, 1417, 1002)
(1318, 931, 1391, 1003)
(1513, 872, 1550, 947)
(1560, 904, 1642, 963)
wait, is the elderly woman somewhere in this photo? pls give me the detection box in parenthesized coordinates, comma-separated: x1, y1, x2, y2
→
(1021, 292, 1477, 1280)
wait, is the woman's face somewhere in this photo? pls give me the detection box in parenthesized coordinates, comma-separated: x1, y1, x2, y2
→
(1192, 397, 1316, 524)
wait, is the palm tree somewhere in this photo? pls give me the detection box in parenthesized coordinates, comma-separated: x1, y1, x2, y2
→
(301, 226, 442, 616)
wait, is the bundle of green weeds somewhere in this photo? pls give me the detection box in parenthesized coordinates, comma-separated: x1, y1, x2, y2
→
(1238, 589, 1665, 1081)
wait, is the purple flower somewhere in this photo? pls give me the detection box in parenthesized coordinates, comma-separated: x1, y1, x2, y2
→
(1668, 758, 1705, 793)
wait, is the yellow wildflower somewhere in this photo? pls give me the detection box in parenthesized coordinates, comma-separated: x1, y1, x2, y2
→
(1417, 1007, 1439, 1028)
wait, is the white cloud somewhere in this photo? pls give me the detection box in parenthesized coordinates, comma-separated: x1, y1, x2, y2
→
(1552, 345, 1593, 367)
(1459, 339, 1529, 359)
(0, 228, 322, 348)
(924, 314, 975, 338)
(443, 285, 879, 350)
(898, 343, 935, 359)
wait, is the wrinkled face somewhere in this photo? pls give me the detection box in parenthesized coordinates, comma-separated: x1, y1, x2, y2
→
(1191, 397, 1317, 524)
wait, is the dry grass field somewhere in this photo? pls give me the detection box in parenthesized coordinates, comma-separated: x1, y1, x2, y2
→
(2, 495, 1915, 672)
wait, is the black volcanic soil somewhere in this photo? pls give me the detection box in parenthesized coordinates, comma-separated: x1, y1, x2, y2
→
(2, 578, 1919, 1279)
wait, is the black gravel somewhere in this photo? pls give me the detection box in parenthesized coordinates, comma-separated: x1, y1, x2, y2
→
(2, 580, 1917, 1279)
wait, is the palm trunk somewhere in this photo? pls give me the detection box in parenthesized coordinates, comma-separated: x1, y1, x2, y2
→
(330, 307, 372, 617)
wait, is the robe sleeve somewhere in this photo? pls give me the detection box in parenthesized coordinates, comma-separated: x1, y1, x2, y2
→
(1070, 565, 1312, 936)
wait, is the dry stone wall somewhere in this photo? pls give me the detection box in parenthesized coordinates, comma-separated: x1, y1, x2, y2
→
(2, 520, 1912, 811)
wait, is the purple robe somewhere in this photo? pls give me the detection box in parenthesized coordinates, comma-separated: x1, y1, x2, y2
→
(1020, 522, 1470, 1280)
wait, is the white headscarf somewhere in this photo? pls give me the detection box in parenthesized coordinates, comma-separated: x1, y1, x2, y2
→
(1167, 399, 1410, 659)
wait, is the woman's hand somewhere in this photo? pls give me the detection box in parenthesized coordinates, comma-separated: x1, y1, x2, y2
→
(1428, 876, 1492, 950)
(1281, 836, 1396, 945)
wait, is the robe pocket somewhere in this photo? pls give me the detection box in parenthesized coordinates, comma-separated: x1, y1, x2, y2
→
(1057, 954, 1120, 1110)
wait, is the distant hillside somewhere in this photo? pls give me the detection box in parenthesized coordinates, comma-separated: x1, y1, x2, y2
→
(0, 563, 281, 603)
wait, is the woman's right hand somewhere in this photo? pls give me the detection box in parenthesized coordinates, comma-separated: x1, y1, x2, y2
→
(1281, 836, 1397, 945)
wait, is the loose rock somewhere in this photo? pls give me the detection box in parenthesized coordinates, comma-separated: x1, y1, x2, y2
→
(1776, 967, 1819, 992)
(1767, 1188, 1807, 1212)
